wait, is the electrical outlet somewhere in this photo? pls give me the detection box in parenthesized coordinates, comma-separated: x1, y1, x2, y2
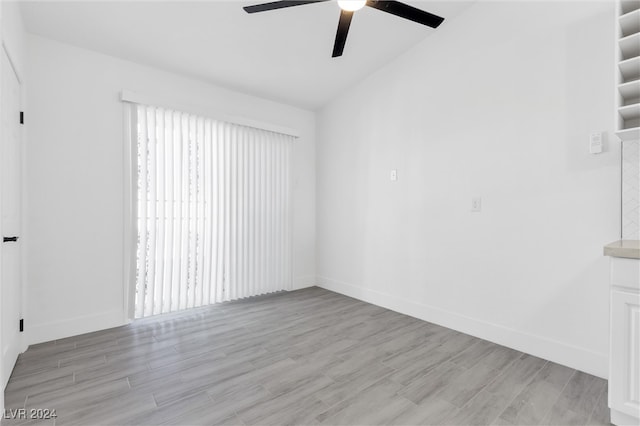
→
(471, 197, 482, 212)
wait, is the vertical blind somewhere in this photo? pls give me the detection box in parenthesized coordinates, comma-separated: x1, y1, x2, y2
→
(135, 104, 293, 318)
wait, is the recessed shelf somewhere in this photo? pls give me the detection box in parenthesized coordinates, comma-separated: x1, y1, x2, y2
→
(619, 56, 640, 81)
(619, 103, 640, 120)
(619, 33, 640, 59)
(616, 2, 640, 142)
(621, 0, 640, 15)
(616, 126, 640, 141)
(618, 79, 640, 100)
(619, 8, 640, 36)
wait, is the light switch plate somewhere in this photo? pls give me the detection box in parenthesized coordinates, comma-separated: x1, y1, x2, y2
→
(590, 131, 603, 154)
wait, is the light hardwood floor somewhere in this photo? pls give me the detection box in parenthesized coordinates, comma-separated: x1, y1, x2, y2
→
(3, 287, 610, 425)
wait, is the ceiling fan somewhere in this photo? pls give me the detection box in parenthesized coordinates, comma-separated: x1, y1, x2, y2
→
(243, 0, 445, 58)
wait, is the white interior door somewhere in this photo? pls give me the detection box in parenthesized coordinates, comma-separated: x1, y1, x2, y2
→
(1, 47, 23, 390)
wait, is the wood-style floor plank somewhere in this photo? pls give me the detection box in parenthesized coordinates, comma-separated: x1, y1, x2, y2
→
(2, 287, 611, 425)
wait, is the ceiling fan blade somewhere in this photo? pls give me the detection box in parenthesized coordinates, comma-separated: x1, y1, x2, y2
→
(332, 10, 354, 58)
(244, 0, 330, 14)
(366, 0, 444, 28)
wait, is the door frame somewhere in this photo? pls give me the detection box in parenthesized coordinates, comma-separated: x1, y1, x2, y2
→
(123, 102, 137, 323)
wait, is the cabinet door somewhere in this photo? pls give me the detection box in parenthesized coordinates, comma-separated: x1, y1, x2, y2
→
(610, 289, 640, 419)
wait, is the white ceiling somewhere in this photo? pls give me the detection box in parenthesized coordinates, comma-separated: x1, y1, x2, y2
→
(19, 1, 474, 109)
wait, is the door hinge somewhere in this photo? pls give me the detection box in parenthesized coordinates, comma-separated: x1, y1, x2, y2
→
(19, 111, 24, 125)
(19, 319, 24, 332)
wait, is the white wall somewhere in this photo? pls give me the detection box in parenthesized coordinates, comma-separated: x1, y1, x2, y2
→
(316, 1, 618, 378)
(2, 2, 26, 75)
(25, 35, 316, 344)
(622, 140, 639, 239)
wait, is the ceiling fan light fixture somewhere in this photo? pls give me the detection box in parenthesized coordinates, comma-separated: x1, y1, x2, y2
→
(337, 0, 366, 12)
(244, 0, 445, 58)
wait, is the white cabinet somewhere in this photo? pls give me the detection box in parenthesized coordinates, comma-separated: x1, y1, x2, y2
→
(610, 289, 640, 424)
(608, 254, 640, 426)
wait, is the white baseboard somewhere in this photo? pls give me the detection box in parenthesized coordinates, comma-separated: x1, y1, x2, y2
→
(611, 409, 638, 426)
(317, 276, 608, 379)
(26, 310, 126, 346)
(293, 275, 317, 290)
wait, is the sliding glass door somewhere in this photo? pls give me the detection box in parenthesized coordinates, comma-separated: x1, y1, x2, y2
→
(132, 104, 293, 318)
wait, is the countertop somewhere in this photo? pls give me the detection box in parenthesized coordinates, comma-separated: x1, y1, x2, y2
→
(604, 240, 640, 259)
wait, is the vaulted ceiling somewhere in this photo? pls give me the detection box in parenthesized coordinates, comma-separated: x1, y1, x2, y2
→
(20, 1, 474, 109)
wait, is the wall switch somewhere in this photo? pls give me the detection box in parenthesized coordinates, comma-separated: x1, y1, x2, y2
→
(390, 169, 398, 181)
(471, 197, 482, 212)
(589, 131, 604, 154)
